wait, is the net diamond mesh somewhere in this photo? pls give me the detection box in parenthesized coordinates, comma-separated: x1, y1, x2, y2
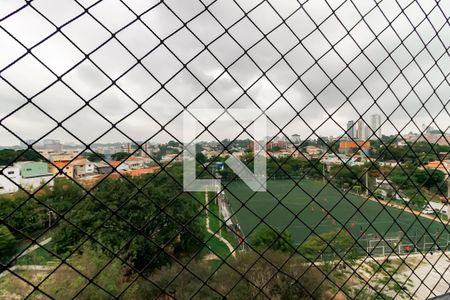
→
(0, 0, 449, 299)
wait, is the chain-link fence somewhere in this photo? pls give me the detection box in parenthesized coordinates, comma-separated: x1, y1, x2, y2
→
(0, 0, 449, 299)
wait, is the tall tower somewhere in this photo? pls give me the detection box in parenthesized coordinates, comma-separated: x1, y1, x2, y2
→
(370, 114, 382, 140)
(346, 121, 355, 139)
(357, 119, 365, 140)
(364, 125, 371, 140)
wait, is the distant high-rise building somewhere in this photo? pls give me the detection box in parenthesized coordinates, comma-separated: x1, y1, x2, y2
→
(369, 114, 382, 140)
(364, 125, 371, 140)
(346, 121, 355, 139)
(356, 119, 365, 140)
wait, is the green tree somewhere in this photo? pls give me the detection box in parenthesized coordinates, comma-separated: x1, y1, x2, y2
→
(299, 230, 356, 261)
(0, 149, 41, 166)
(167, 140, 180, 148)
(86, 152, 105, 162)
(44, 178, 85, 214)
(0, 225, 15, 263)
(413, 169, 445, 190)
(53, 170, 206, 272)
(111, 152, 129, 161)
(195, 152, 207, 165)
(0, 192, 48, 237)
(251, 226, 294, 253)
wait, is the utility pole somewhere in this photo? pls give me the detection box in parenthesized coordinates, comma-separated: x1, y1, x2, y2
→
(447, 178, 450, 221)
(218, 191, 223, 237)
(205, 186, 208, 209)
(366, 171, 369, 196)
(323, 163, 326, 184)
(47, 210, 54, 229)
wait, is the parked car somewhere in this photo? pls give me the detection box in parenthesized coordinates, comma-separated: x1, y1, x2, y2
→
(422, 206, 434, 214)
(395, 193, 410, 202)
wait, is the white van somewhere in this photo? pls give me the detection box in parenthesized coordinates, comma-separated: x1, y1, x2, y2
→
(422, 203, 448, 214)
(395, 193, 410, 203)
(422, 206, 434, 214)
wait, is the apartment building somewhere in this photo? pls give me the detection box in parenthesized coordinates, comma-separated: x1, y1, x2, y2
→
(0, 166, 21, 194)
(18, 162, 54, 191)
(0, 162, 53, 194)
(48, 158, 95, 179)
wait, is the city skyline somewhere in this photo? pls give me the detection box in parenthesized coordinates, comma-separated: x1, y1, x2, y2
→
(3, 116, 448, 149)
(1, 0, 449, 146)
(346, 113, 383, 141)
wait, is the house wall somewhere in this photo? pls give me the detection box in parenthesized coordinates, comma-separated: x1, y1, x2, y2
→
(126, 160, 144, 169)
(49, 164, 75, 179)
(96, 166, 113, 174)
(20, 175, 54, 191)
(116, 163, 130, 171)
(48, 152, 78, 162)
(0, 166, 21, 194)
(0, 164, 54, 194)
(73, 159, 96, 178)
(20, 162, 51, 178)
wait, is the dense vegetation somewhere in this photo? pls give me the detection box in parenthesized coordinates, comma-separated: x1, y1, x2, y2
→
(0, 149, 42, 166)
(110, 151, 129, 161)
(374, 141, 449, 163)
(85, 152, 106, 162)
(0, 166, 206, 273)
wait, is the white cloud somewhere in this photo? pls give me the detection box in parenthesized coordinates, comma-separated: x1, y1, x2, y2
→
(0, 0, 448, 146)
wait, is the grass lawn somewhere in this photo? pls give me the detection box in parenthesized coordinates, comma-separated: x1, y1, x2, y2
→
(226, 180, 449, 250)
(15, 245, 57, 266)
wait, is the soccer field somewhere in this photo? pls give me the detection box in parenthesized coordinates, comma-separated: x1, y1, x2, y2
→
(226, 180, 449, 248)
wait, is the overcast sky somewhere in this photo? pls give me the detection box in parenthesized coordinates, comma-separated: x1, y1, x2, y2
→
(0, 0, 449, 146)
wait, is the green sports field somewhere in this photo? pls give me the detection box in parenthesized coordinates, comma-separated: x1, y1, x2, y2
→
(226, 179, 449, 249)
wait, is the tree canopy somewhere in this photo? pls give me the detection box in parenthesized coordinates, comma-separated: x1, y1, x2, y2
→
(111, 152, 130, 161)
(0, 225, 15, 264)
(251, 226, 294, 253)
(0, 149, 41, 166)
(52, 168, 206, 271)
(86, 152, 105, 162)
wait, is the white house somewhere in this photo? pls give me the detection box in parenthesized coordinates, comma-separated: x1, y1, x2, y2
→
(110, 161, 130, 172)
(20, 175, 54, 191)
(125, 157, 146, 169)
(0, 166, 20, 194)
(72, 158, 96, 178)
(0, 163, 54, 194)
(320, 154, 351, 166)
(378, 161, 398, 168)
